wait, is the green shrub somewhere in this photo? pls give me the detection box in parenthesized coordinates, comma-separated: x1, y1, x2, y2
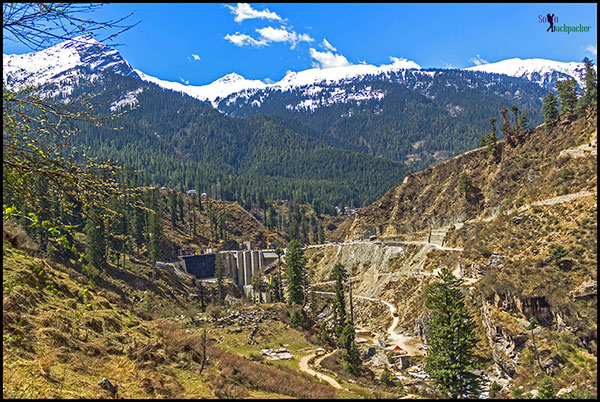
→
(548, 244, 567, 261)
(479, 247, 492, 258)
(562, 389, 594, 399)
(489, 381, 502, 398)
(290, 308, 303, 327)
(511, 386, 523, 398)
(537, 376, 555, 399)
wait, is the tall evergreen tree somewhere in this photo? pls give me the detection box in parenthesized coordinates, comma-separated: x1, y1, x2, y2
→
(178, 193, 184, 223)
(285, 240, 306, 305)
(169, 190, 178, 226)
(556, 78, 578, 116)
(424, 267, 481, 399)
(482, 117, 498, 157)
(578, 57, 597, 111)
(84, 217, 105, 270)
(500, 106, 511, 137)
(542, 91, 559, 129)
(517, 110, 529, 132)
(339, 323, 361, 374)
(147, 190, 163, 274)
(331, 263, 348, 337)
(511, 105, 520, 127)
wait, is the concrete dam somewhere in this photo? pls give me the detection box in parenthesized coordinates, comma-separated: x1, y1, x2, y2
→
(179, 250, 281, 289)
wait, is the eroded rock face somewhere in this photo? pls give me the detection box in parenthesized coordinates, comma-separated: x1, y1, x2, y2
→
(304, 242, 408, 298)
(480, 298, 523, 378)
(570, 280, 597, 299)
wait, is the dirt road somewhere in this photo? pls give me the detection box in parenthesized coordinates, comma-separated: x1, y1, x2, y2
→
(299, 352, 343, 389)
(313, 291, 423, 356)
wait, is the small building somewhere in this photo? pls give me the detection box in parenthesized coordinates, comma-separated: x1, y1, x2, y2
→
(187, 189, 197, 195)
(397, 355, 411, 370)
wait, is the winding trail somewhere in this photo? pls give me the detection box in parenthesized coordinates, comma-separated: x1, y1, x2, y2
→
(313, 291, 422, 356)
(299, 351, 344, 390)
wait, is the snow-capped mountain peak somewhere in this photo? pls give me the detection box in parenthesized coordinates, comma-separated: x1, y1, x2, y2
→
(135, 69, 268, 107)
(3, 35, 138, 90)
(214, 72, 246, 84)
(465, 57, 590, 88)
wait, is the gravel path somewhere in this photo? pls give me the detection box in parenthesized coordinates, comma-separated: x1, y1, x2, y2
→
(299, 352, 343, 389)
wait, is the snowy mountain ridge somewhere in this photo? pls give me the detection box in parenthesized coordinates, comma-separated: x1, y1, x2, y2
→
(3, 36, 592, 109)
(465, 57, 591, 88)
(134, 56, 423, 107)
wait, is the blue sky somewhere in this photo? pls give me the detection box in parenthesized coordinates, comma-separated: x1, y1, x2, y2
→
(3, 3, 597, 85)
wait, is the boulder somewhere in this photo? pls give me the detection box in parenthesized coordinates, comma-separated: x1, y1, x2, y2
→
(98, 378, 118, 396)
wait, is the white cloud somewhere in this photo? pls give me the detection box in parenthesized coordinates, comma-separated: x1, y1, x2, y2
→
(256, 26, 313, 49)
(224, 32, 267, 47)
(470, 54, 488, 66)
(179, 77, 189, 85)
(188, 54, 201, 61)
(225, 3, 283, 23)
(585, 44, 597, 56)
(321, 39, 337, 52)
(256, 26, 291, 43)
(309, 48, 352, 69)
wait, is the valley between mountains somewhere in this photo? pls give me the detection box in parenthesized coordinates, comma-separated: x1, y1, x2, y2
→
(3, 24, 597, 399)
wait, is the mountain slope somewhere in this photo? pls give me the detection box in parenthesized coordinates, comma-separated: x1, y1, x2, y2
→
(347, 106, 596, 237)
(3, 35, 138, 91)
(340, 106, 596, 391)
(65, 72, 406, 207)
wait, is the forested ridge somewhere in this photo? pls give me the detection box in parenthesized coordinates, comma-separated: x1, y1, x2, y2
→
(218, 69, 546, 171)
(67, 72, 405, 208)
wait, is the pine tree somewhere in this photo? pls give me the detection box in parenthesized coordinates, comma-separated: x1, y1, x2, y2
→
(178, 193, 184, 222)
(148, 191, 163, 275)
(85, 218, 105, 270)
(285, 240, 306, 305)
(511, 105, 520, 127)
(517, 110, 529, 132)
(500, 106, 511, 139)
(424, 267, 481, 398)
(169, 190, 177, 226)
(484, 117, 498, 157)
(542, 91, 559, 129)
(317, 224, 325, 244)
(331, 263, 348, 337)
(556, 78, 578, 116)
(577, 57, 597, 112)
(339, 323, 361, 374)
(269, 274, 281, 302)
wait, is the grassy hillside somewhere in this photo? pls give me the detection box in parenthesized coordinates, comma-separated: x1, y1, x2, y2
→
(3, 227, 388, 398)
(348, 106, 597, 238)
